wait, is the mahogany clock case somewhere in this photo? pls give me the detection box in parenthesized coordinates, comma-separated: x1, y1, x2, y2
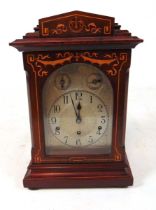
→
(9, 11, 143, 189)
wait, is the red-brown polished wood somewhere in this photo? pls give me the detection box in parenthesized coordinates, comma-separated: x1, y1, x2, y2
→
(9, 11, 143, 189)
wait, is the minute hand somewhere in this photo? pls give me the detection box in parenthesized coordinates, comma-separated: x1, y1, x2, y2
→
(70, 94, 78, 118)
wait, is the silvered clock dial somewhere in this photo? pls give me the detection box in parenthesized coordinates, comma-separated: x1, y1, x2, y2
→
(42, 63, 113, 155)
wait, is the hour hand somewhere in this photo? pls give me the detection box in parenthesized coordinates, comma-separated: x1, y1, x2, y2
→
(76, 102, 82, 124)
(77, 101, 81, 110)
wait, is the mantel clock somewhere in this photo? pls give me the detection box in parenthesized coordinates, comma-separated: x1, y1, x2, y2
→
(10, 11, 143, 189)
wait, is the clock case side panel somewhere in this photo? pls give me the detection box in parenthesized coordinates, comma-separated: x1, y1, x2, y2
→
(111, 50, 132, 161)
(23, 53, 46, 163)
(117, 54, 131, 153)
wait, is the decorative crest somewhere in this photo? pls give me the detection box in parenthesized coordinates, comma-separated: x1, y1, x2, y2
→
(39, 11, 114, 37)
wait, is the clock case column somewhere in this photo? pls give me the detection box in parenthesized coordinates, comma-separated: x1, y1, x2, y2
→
(9, 11, 143, 188)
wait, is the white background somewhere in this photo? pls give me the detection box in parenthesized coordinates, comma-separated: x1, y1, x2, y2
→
(0, 0, 156, 210)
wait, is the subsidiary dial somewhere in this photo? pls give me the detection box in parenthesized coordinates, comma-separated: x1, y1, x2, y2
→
(87, 73, 103, 90)
(55, 73, 70, 90)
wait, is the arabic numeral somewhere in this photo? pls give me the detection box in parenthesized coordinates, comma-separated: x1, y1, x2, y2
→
(64, 95, 69, 104)
(51, 117, 56, 124)
(75, 92, 83, 100)
(97, 104, 103, 112)
(101, 116, 106, 124)
(53, 105, 60, 113)
(96, 126, 102, 135)
(55, 126, 60, 135)
(76, 139, 81, 145)
(88, 136, 94, 144)
(64, 136, 68, 144)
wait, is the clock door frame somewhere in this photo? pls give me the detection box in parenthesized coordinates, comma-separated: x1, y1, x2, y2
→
(23, 49, 131, 164)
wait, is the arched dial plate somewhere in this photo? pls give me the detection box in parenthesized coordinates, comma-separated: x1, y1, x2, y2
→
(42, 63, 113, 155)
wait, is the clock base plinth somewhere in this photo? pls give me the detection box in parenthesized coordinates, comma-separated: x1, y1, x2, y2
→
(23, 157, 133, 189)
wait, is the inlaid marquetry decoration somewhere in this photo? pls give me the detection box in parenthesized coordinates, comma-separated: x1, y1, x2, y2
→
(26, 52, 127, 77)
(39, 11, 114, 37)
(10, 11, 143, 189)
